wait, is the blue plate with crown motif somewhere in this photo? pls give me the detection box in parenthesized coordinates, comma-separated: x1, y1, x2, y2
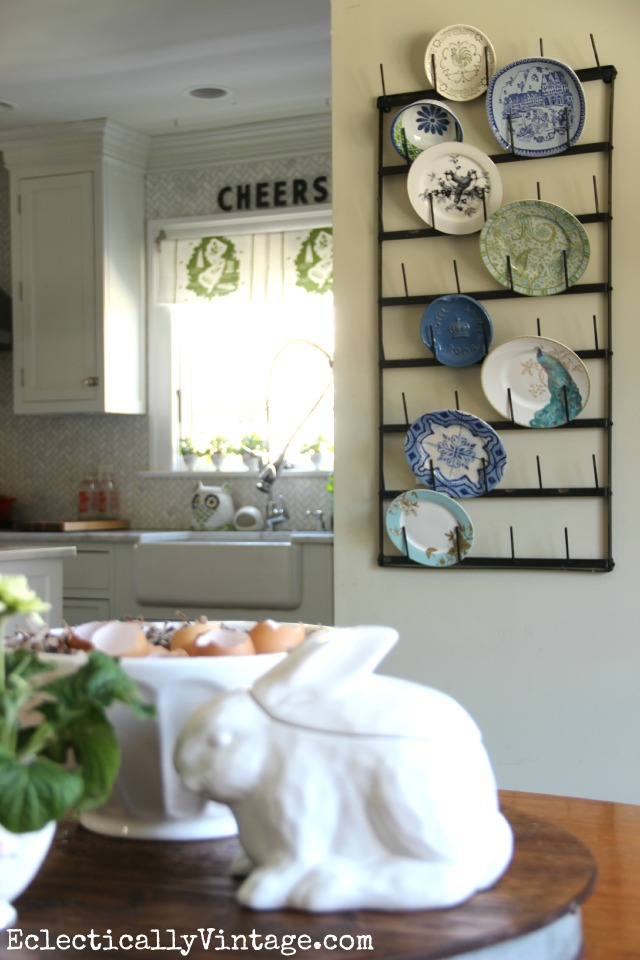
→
(405, 409, 507, 498)
(421, 294, 493, 366)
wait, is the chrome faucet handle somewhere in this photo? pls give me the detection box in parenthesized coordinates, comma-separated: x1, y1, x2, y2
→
(305, 508, 325, 531)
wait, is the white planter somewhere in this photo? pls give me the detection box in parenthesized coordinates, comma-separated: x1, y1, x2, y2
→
(242, 453, 261, 471)
(0, 821, 56, 929)
(182, 453, 200, 471)
(211, 452, 226, 471)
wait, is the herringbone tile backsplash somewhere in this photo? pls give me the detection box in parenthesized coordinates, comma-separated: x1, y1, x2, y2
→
(0, 154, 333, 531)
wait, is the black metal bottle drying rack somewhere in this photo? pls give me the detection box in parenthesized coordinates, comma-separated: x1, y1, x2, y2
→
(376, 40, 616, 572)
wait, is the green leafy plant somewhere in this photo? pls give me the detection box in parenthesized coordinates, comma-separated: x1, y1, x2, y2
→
(179, 437, 206, 457)
(207, 435, 235, 456)
(300, 434, 333, 455)
(0, 575, 153, 834)
(240, 433, 267, 455)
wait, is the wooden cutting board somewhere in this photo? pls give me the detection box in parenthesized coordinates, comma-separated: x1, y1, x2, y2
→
(16, 519, 130, 532)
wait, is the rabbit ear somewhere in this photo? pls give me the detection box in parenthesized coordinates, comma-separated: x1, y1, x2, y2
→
(252, 625, 398, 714)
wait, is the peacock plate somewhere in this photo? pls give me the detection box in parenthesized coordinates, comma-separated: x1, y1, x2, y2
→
(386, 489, 474, 567)
(481, 336, 590, 428)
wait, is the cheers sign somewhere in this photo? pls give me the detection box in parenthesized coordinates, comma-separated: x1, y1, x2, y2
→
(217, 175, 330, 212)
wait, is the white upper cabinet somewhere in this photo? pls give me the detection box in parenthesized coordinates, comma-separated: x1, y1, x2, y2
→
(0, 119, 149, 414)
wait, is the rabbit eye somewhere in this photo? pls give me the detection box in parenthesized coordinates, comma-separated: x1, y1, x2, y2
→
(209, 730, 233, 748)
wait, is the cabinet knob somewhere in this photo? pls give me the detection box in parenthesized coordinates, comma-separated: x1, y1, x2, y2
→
(82, 376, 99, 387)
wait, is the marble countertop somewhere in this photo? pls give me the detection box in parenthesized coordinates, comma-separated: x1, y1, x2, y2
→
(0, 544, 77, 561)
(0, 529, 333, 545)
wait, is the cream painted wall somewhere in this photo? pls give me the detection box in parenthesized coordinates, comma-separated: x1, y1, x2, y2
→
(331, 0, 640, 802)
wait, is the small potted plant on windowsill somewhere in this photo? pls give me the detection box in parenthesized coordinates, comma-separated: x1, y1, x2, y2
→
(0, 575, 152, 929)
(179, 437, 206, 471)
(240, 433, 267, 471)
(300, 435, 334, 471)
(207, 436, 235, 471)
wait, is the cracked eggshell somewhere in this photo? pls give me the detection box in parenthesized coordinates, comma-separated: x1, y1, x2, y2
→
(249, 620, 306, 653)
(190, 628, 255, 657)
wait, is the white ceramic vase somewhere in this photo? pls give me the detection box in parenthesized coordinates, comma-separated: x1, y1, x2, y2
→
(0, 821, 56, 929)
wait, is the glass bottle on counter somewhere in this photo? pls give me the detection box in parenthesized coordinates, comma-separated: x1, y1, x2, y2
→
(96, 466, 119, 520)
(76, 475, 98, 520)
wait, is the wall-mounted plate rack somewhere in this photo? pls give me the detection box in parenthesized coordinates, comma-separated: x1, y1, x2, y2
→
(376, 61, 616, 572)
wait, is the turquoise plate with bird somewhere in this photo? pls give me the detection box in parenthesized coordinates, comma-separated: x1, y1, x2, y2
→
(479, 200, 590, 296)
(481, 336, 590, 428)
(386, 489, 474, 567)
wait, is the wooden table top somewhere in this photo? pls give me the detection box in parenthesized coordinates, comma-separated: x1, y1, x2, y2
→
(3, 790, 638, 960)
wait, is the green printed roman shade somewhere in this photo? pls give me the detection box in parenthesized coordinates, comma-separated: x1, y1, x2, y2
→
(156, 227, 333, 303)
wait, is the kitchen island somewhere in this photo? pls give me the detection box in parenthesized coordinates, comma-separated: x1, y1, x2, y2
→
(0, 544, 76, 630)
(4, 791, 638, 959)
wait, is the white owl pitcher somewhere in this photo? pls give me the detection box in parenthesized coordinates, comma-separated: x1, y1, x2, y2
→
(191, 481, 235, 531)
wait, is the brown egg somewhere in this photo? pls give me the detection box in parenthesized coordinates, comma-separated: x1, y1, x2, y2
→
(190, 628, 255, 657)
(249, 619, 306, 654)
(170, 616, 214, 653)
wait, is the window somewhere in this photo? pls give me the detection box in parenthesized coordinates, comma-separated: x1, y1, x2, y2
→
(147, 208, 333, 471)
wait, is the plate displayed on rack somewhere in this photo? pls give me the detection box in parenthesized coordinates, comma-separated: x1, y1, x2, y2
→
(425, 24, 497, 101)
(390, 100, 463, 162)
(386, 489, 474, 567)
(420, 294, 493, 366)
(407, 142, 503, 235)
(481, 336, 590, 428)
(487, 57, 586, 157)
(479, 200, 590, 296)
(405, 408, 507, 497)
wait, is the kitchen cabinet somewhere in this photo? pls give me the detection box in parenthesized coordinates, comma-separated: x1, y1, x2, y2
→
(0, 119, 148, 414)
(0, 545, 76, 631)
(0, 535, 335, 627)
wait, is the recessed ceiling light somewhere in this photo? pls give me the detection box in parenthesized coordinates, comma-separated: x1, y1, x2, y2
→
(184, 86, 231, 101)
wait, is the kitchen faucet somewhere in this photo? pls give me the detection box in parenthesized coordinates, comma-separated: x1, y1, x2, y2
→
(264, 494, 289, 531)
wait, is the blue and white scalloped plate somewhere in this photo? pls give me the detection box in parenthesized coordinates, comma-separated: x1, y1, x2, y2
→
(390, 100, 463, 162)
(405, 409, 507, 497)
(386, 489, 474, 567)
(486, 57, 586, 158)
(420, 294, 493, 366)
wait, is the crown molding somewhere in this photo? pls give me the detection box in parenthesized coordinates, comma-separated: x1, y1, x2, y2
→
(0, 118, 150, 171)
(147, 111, 332, 171)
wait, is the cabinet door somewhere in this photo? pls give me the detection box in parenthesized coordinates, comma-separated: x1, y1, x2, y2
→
(15, 171, 99, 411)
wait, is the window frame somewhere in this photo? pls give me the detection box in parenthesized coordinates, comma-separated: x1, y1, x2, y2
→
(146, 205, 332, 472)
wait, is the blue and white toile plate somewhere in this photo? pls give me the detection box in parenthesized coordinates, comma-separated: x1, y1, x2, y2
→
(386, 489, 474, 567)
(420, 294, 493, 366)
(486, 57, 586, 157)
(405, 409, 507, 497)
(390, 100, 463, 162)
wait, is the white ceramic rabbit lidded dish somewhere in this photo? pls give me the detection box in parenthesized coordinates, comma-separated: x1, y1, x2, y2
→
(174, 625, 513, 913)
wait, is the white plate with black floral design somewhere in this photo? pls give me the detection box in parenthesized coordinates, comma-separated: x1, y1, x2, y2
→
(405, 408, 507, 498)
(386, 489, 474, 567)
(390, 100, 463, 162)
(407, 142, 503, 234)
(425, 24, 496, 101)
(481, 336, 590, 428)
